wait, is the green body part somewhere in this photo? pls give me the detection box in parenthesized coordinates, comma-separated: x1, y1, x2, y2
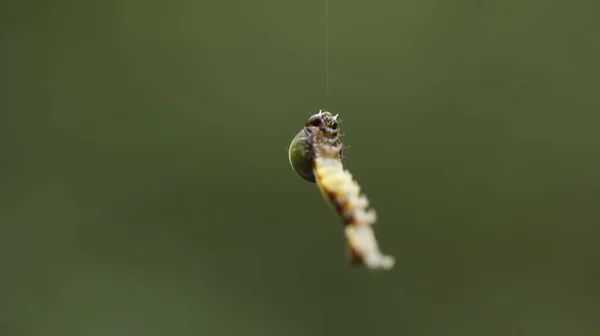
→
(288, 128, 316, 183)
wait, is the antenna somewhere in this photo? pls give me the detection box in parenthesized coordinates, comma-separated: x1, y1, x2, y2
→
(325, 0, 330, 109)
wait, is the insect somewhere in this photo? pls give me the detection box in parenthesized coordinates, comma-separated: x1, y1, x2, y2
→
(288, 110, 395, 270)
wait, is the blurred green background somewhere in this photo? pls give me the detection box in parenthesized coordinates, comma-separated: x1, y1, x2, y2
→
(1, 0, 599, 335)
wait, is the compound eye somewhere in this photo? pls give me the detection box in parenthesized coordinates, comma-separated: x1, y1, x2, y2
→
(331, 121, 338, 129)
(306, 115, 322, 127)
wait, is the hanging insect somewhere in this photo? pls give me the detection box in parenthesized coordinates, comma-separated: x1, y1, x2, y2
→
(288, 110, 395, 270)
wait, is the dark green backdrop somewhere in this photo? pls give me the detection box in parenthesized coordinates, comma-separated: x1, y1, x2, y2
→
(1, 0, 599, 335)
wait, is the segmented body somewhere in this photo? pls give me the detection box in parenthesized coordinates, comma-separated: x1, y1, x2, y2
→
(290, 110, 394, 270)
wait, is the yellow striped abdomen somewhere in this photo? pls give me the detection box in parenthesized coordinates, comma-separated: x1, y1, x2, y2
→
(313, 156, 395, 270)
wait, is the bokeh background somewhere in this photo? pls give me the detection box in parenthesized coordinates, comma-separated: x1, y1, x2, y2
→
(2, 0, 600, 335)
